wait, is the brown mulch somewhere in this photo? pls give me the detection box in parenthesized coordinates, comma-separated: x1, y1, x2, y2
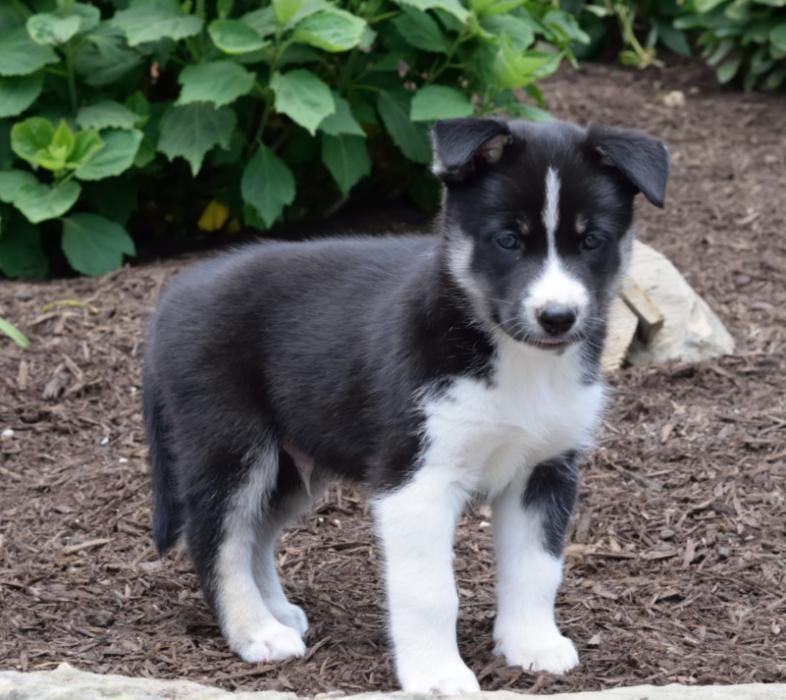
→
(1, 61, 785, 694)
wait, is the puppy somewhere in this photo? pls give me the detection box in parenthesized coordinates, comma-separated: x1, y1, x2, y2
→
(144, 117, 670, 693)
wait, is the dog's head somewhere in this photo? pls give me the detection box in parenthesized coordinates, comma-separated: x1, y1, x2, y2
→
(432, 117, 670, 351)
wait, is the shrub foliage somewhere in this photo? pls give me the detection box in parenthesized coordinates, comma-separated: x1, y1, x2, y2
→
(0, 0, 587, 278)
(676, 0, 786, 90)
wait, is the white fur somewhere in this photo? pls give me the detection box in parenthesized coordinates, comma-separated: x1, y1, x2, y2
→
(421, 333, 604, 499)
(375, 331, 604, 690)
(216, 446, 307, 663)
(492, 479, 578, 673)
(373, 470, 479, 693)
(542, 167, 560, 242)
(525, 168, 589, 324)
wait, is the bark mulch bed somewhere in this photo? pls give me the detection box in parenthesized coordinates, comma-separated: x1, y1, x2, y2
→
(1, 61, 785, 694)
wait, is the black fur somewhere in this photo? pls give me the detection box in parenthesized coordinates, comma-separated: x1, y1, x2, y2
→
(522, 451, 579, 557)
(143, 360, 183, 553)
(586, 125, 671, 208)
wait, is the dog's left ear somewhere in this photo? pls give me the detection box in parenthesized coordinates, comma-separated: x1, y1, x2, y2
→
(587, 126, 671, 208)
(431, 118, 512, 182)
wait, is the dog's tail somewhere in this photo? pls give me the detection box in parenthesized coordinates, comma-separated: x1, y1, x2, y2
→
(144, 359, 183, 555)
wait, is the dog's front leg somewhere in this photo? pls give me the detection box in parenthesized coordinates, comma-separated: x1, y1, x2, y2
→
(492, 452, 579, 674)
(374, 469, 479, 693)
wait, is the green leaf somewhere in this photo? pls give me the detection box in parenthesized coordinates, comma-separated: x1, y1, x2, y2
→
(74, 24, 144, 87)
(69, 3, 102, 34)
(0, 211, 48, 279)
(655, 21, 691, 57)
(271, 69, 335, 135)
(14, 180, 81, 223)
(764, 66, 786, 90)
(411, 85, 474, 121)
(470, 0, 524, 16)
(112, 0, 204, 47)
(51, 120, 76, 160)
(693, 0, 727, 11)
(61, 213, 136, 276)
(376, 90, 431, 164)
(706, 39, 733, 67)
(542, 9, 589, 45)
(26, 12, 82, 46)
(392, 7, 449, 53)
(242, 7, 277, 38)
(0, 26, 59, 76)
(0, 73, 44, 118)
(241, 144, 296, 228)
(320, 134, 370, 195)
(208, 19, 267, 54)
(716, 55, 741, 83)
(0, 170, 37, 203)
(396, 0, 470, 24)
(481, 14, 535, 50)
(70, 130, 105, 169)
(0, 317, 30, 346)
(77, 100, 141, 130)
(318, 95, 365, 136)
(75, 129, 143, 181)
(293, 8, 367, 52)
(770, 23, 786, 53)
(494, 41, 562, 89)
(177, 61, 255, 108)
(158, 103, 237, 176)
(273, 0, 329, 27)
(11, 116, 54, 165)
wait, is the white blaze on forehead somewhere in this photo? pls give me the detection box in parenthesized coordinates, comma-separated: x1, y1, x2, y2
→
(523, 166, 589, 320)
(542, 167, 560, 247)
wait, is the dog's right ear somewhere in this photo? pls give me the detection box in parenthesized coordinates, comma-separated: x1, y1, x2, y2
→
(431, 118, 512, 182)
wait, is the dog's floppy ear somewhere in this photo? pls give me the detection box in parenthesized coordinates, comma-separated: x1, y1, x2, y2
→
(587, 125, 671, 208)
(431, 118, 512, 182)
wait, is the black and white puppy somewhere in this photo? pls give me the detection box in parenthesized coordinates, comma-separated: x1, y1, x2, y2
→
(144, 117, 670, 693)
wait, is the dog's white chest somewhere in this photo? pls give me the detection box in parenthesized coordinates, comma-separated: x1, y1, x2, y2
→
(420, 340, 605, 496)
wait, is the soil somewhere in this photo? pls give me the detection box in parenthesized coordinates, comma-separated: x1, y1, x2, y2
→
(1, 61, 785, 694)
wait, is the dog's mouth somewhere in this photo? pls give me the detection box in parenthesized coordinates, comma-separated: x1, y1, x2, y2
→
(519, 334, 582, 351)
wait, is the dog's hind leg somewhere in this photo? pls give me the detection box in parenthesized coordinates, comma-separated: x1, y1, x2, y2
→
(187, 440, 306, 664)
(250, 447, 320, 637)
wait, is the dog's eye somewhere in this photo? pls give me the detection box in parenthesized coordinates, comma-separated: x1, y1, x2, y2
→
(496, 233, 519, 250)
(581, 232, 604, 251)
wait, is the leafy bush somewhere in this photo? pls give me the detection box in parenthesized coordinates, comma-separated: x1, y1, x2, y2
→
(0, 0, 587, 278)
(569, 0, 785, 88)
(676, 0, 786, 90)
(566, 0, 691, 67)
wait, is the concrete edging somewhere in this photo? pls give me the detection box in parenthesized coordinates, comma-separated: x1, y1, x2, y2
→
(0, 664, 784, 700)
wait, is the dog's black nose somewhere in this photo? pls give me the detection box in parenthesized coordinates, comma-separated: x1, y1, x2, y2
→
(537, 305, 577, 336)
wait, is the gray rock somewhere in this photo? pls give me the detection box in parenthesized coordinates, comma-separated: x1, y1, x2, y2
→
(1, 665, 785, 700)
(0, 663, 293, 700)
(626, 242, 735, 365)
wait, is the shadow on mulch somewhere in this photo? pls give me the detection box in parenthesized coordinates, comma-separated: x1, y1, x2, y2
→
(1, 61, 785, 694)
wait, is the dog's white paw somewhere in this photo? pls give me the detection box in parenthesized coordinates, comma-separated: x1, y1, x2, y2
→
(496, 629, 578, 674)
(400, 660, 480, 695)
(231, 622, 306, 664)
(272, 602, 309, 637)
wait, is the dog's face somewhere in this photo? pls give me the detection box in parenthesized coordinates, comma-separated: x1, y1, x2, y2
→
(432, 118, 670, 350)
